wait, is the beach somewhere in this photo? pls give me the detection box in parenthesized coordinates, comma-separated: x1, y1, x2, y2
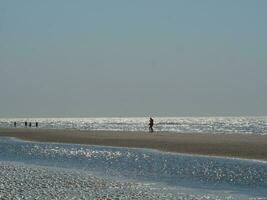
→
(1, 129, 267, 199)
(0, 128, 267, 161)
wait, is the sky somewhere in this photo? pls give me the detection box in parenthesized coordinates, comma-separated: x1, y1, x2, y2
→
(0, 0, 267, 117)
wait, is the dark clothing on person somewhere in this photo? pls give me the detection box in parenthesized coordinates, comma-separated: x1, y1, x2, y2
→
(29, 122, 32, 127)
(36, 122, 38, 127)
(149, 118, 154, 132)
(25, 122, 27, 127)
(14, 122, 16, 127)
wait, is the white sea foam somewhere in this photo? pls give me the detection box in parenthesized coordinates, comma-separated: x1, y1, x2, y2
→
(0, 162, 179, 200)
(1, 117, 267, 134)
(1, 161, 266, 200)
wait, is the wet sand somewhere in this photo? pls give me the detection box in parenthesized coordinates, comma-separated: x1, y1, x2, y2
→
(0, 128, 267, 161)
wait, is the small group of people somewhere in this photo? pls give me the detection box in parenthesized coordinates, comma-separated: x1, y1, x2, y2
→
(13, 121, 39, 128)
(24, 121, 38, 128)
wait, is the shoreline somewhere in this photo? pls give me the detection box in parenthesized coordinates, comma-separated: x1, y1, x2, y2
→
(0, 128, 267, 161)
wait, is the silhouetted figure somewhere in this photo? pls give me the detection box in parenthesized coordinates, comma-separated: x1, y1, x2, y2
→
(14, 122, 16, 127)
(25, 121, 27, 127)
(149, 117, 154, 132)
(36, 122, 38, 128)
(29, 122, 32, 128)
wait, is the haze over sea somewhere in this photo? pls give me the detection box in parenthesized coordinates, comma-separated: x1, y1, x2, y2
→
(1, 116, 267, 135)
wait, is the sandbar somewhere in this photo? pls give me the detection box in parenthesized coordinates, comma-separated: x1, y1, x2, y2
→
(0, 128, 267, 161)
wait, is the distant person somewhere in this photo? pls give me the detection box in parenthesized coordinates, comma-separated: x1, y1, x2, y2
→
(29, 122, 32, 128)
(149, 117, 154, 132)
(25, 121, 27, 127)
(36, 122, 38, 128)
(14, 122, 16, 127)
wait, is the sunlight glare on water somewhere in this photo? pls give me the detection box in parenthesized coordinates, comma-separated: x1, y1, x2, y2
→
(1, 117, 267, 134)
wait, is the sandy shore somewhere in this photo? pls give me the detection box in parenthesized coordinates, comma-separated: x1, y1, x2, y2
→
(0, 128, 267, 161)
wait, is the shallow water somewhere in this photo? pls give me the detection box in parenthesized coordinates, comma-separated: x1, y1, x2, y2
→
(0, 137, 266, 199)
(1, 117, 267, 134)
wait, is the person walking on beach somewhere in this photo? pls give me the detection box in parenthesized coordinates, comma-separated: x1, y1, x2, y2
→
(25, 121, 27, 127)
(149, 117, 154, 133)
(14, 122, 16, 127)
(29, 122, 32, 128)
(36, 122, 38, 128)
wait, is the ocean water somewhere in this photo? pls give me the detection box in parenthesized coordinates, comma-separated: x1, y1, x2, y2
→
(0, 137, 266, 199)
(1, 117, 267, 134)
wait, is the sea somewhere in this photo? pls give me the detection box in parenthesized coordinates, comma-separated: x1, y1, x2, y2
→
(1, 116, 267, 134)
(0, 117, 267, 199)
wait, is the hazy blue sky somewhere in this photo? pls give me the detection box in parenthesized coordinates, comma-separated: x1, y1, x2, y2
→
(1, 0, 267, 117)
